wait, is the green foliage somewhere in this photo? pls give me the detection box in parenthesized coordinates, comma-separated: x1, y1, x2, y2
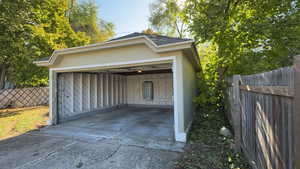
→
(185, 0, 300, 115)
(0, 0, 90, 87)
(70, 0, 115, 43)
(194, 43, 220, 110)
(149, 0, 188, 38)
(185, 0, 300, 75)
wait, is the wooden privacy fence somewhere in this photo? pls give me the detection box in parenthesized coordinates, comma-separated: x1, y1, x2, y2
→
(0, 87, 49, 109)
(228, 55, 300, 169)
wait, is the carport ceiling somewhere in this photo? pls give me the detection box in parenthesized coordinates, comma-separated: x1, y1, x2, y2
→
(89, 63, 172, 75)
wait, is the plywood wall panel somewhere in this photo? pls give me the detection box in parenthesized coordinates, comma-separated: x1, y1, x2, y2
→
(57, 72, 126, 121)
(126, 73, 173, 105)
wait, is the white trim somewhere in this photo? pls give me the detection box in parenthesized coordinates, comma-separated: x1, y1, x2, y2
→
(49, 56, 186, 142)
(172, 58, 183, 142)
(175, 132, 187, 142)
(48, 70, 54, 125)
(50, 56, 175, 72)
(34, 35, 194, 66)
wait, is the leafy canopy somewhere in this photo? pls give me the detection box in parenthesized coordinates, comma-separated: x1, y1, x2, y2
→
(185, 0, 300, 75)
(69, 0, 115, 43)
(149, 0, 300, 113)
(184, 0, 300, 111)
(149, 0, 188, 38)
(0, 0, 90, 87)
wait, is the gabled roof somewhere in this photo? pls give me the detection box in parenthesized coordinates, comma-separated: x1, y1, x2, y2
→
(34, 32, 196, 66)
(109, 32, 192, 46)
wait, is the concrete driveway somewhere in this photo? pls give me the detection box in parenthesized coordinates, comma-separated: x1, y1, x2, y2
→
(0, 107, 183, 169)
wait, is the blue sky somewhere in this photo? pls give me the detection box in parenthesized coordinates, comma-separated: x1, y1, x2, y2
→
(95, 0, 156, 37)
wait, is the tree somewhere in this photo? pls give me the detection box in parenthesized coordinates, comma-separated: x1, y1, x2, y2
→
(65, 0, 77, 19)
(184, 0, 300, 112)
(186, 0, 300, 75)
(69, 0, 115, 43)
(149, 0, 188, 38)
(0, 0, 90, 87)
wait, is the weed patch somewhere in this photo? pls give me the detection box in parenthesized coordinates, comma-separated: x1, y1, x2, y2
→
(174, 111, 250, 169)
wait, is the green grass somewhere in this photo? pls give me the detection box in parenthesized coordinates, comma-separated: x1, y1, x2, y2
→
(173, 110, 251, 169)
(0, 106, 49, 140)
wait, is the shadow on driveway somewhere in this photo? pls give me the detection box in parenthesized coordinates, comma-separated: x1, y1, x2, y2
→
(0, 107, 183, 169)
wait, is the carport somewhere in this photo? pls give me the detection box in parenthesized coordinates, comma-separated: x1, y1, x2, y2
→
(34, 32, 200, 142)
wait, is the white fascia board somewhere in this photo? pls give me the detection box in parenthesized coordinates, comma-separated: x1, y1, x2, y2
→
(50, 56, 176, 72)
(34, 36, 194, 67)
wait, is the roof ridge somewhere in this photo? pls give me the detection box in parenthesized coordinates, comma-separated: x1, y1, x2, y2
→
(109, 32, 192, 42)
(141, 32, 192, 41)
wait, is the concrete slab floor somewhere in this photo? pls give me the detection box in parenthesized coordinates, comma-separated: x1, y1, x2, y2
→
(0, 107, 184, 169)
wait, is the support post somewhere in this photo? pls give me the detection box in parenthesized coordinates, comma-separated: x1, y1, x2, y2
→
(232, 75, 242, 152)
(49, 70, 58, 125)
(294, 55, 300, 169)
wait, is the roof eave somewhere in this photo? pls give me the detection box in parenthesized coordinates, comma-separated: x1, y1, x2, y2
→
(33, 35, 194, 67)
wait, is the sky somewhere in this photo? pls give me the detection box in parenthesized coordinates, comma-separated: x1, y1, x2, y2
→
(95, 0, 156, 37)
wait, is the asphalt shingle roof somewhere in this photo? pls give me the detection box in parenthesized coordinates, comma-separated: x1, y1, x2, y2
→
(37, 33, 192, 62)
(109, 32, 192, 46)
(38, 57, 50, 61)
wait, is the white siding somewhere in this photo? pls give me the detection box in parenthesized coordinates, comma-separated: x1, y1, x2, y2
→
(126, 73, 173, 106)
(182, 56, 197, 131)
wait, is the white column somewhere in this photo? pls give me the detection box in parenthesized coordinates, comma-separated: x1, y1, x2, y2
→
(173, 56, 186, 142)
(49, 70, 58, 125)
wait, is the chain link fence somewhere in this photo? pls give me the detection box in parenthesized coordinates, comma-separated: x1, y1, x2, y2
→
(0, 87, 49, 109)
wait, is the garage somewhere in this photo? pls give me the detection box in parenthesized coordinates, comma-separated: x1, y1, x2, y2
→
(34, 32, 200, 142)
(56, 64, 173, 122)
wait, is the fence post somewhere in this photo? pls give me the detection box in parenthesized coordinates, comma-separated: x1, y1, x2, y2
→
(232, 75, 242, 151)
(294, 55, 300, 169)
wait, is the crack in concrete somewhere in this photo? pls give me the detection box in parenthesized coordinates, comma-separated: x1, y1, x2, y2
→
(103, 138, 183, 153)
(15, 141, 77, 169)
(104, 144, 122, 161)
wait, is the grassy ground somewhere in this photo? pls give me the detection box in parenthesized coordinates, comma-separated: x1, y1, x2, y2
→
(0, 106, 49, 140)
(173, 110, 251, 169)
